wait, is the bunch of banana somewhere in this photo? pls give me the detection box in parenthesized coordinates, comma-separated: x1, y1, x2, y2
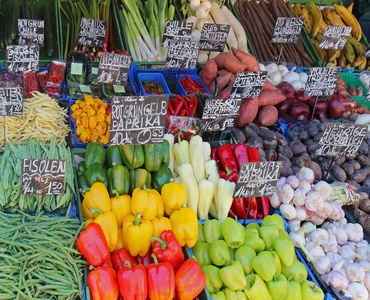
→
(294, 2, 369, 70)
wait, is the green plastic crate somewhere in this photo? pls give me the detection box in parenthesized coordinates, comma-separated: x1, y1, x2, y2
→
(0, 0, 62, 66)
(340, 72, 370, 109)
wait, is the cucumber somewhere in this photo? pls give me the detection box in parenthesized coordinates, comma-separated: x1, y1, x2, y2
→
(6, 6, 12, 45)
(43, 5, 54, 57)
(21, 0, 30, 19)
(11, 2, 20, 41)
(0, 11, 4, 48)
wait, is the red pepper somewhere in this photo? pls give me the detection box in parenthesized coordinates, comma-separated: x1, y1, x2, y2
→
(247, 147, 260, 163)
(182, 99, 189, 116)
(151, 230, 184, 271)
(228, 205, 237, 219)
(233, 198, 247, 219)
(217, 144, 238, 174)
(117, 262, 148, 300)
(135, 249, 154, 268)
(88, 267, 119, 300)
(169, 98, 179, 106)
(179, 109, 187, 117)
(112, 249, 137, 273)
(99, 255, 113, 268)
(211, 148, 223, 171)
(176, 95, 185, 102)
(224, 169, 239, 183)
(175, 258, 206, 300)
(218, 171, 226, 179)
(168, 102, 175, 115)
(233, 143, 249, 170)
(148, 254, 176, 300)
(76, 223, 110, 267)
(257, 197, 270, 219)
(174, 102, 183, 116)
(245, 197, 258, 219)
(189, 97, 198, 117)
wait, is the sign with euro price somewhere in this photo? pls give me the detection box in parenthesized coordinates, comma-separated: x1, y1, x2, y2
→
(319, 26, 352, 50)
(200, 23, 230, 52)
(78, 17, 107, 48)
(271, 17, 304, 43)
(304, 67, 341, 97)
(233, 161, 283, 198)
(0, 87, 24, 116)
(162, 20, 192, 48)
(97, 53, 131, 86)
(18, 19, 44, 47)
(230, 71, 267, 99)
(7, 45, 39, 72)
(165, 39, 200, 70)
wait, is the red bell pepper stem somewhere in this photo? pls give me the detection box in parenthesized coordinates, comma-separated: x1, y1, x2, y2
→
(217, 144, 238, 174)
(174, 102, 183, 116)
(112, 248, 137, 272)
(233, 143, 250, 170)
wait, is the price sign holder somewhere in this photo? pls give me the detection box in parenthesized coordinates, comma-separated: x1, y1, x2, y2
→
(319, 26, 352, 50)
(0, 87, 24, 147)
(315, 122, 368, 179)
(97, 53, 131, 86)
(199, 24, 230, 52)
(230, 71, 267, 99)
(18, 19, 45, 47)
(304, 66, 341, 118)
(271, 17, 304, 64)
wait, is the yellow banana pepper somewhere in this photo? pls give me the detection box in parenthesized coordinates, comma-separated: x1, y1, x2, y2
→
(93, 211, 118, 252)
(111, 195, 131, 227)
(151, 217, 172, 238)
(82, 182, 111, 219)
(161, 182, 187, 216)
(170, 206, 198, 247)
(114, 227, 124, 252)
(131, 188, 159, 221)
(124, 212, 153, 257)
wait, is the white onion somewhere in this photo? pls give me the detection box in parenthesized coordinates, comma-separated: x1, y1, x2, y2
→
(283, 71, 300, 83)
(299, 72, 308, 84)
(291, 80, 303, 92)
(265, 63, 278, 76)
(268, 71, 282, 86)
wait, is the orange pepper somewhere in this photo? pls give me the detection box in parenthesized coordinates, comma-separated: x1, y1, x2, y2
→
(76, 124, 85, 136)
(98, 122, 107, 134)
(89, 116, 97, 129)
(97, 106, 106, 115)
(76, 100, 82, 107)
(94, 98, 104, 106)
(99, 136, 109, 144)
(71, 103, 79, 112)
(96, 124, 103, 137)
(106, 126, 110, 138)
(76, 117, 82, 127)
(96, 112, 106, 123)
(81, 116, 89, 128)
(79, 101, 86, 108)
(72, 109, 83, 120)
(106, 115, 111, 126)
(84, 95, 94, 106)
(80, 129, 91, 143)
(100, 102, 108, 110)
(91, 129, 99, 142)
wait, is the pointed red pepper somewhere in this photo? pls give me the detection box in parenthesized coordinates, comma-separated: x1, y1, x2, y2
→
(228, 204, 237, 219)
(117, 262, 148, 300)
(148, 254, 175, 300)
(233, 198, 247, 219)
(151, 230, 184, 271)
(76, 223, 110, 267)
(257, 197, 270, 219)
(135, 248, 154, 268)
(217, 144, 238, 174)
(224, 169, 239, 183)
(88, 267, 119, 300)
(112, 249, 137, 272)
(233, 143, 249, 170)
(246, 147, 259, 163)
(245, 197, 258, 219)
(211, 148, 223, 172)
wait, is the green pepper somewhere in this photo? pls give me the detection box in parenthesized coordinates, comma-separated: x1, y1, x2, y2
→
(251, 251, 277, 282)
(246, 222, 260, 230)
(198, 222, 206, 243)
(220, 261, 246, 291)
(270, 251, 281, 274)
(76, 161, 86, 177)
(209, 240, 230, 267)
(107, 164, 130, 197)
(162, 139, 170, 166)
(244, 273, 272, 300)
(221, 217, 244, 249)
(278, 229, 290, 240)
(151, 163, 172, 192)
(223, 288, 237, 300)
(78, 174, 89, 190)
(143, 144, 163, 172)
(193, 241, 211, 266)
(204, 219, 222, 244)
(262, 214, 285, 231)
(301, 280, 324, 300)
(229, 247, 236, 262)
(234, 245, 256, 275)
(285, 277, 302, 300)
(131, 168, 151, 191)
(202, 265, 223, 294)
(259, 225, 279, 249)
(107, 145, 124, 168)
(281, 258, 308, 284)
(211, 291, 226, 300)
(266, 273, 288, 300)
(244, 228, 265, 252)
(119, 145, 144, 169)
(273, 237, 295, 267)
(85, 142, 106, 169)
(235, 291, 247, 300)
(85, 163, 108, 187)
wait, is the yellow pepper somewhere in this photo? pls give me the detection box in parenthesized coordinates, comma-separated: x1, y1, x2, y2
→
(161, 182, 187, 216)
(98, 136, 109, 145)
(131, 188, 159, 221)
(81, 116, 89, 128)
(72, 109, 83, 120)
(124, 213, 153, 257)
(111, 195, 131, 228)
(71, 103, 79, 112)
(84, 218, 94, 228)
(82, 201, 94, 219)
(89, 116, 98, 129)
(151, 217, 172, 239)
(170, 206, 198, 247)
(98, 122, 107, 134)
(96, 112, 106, 123)
(76, 124, 85, 136)
(82, 182, 111, 219)
(84, 95, 94, 106)
(90, 129, 99, 142)
(94, 211, 118, 252)
(114, 227, 124, 252)
(80, 129, 90, 143)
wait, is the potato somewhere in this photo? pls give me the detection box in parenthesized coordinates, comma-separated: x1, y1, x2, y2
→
(356, 154, 370, 168)
(243, 126, 258, 140)
(334, 156, 346, 166)
(289, 141, 307, 156)
(265, 150, 278, 161)
(331, 165, 346, 182)
(237, 98, 259, 127)
(258, 127, 275, 140)
(278, 145, 293, 159)
(353, 169, 368, 183)
(298, 131, 310, 142)
(278, 154, 292, 168)
(248, 123, 260, 134)
(264, 138, 278, 150)
(281, 166, 293, 177)
(307, 142, 318, 154)
(309, 161, 322, 181)
(249, 136, 264, 149)
(359, 141, 369, 155)
(342, 163, 355, 177)
(359, 193, 370, 213)
(257, 105, 278, 127)
(348, 160, 361, 170)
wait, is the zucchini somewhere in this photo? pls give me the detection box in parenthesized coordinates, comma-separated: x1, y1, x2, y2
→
(21, 0, 30, 19)
(43, 5, 54, 57)
(11, 2, 20, 41)
(6, 6, 12, 45)
(0, 11, 4, 48)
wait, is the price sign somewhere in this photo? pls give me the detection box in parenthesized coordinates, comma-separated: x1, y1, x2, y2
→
(200, 98, 242, 132)
(165, 39, 200, 70)
(162, 21, 192, 48)
(77, 17, 107, 48)
(18, 19, 44, 47)
(315, 122, 368, 158)
(365, 88, 370, 102)
(365, 47, 370, 58)
(7, 45, 39, 72)
(22, 159, 65, 195)
(319, 26, 352, 50)
(0, 87, 24, 116)
(97, 53, 131, 86)
(109, 95, 169, 145)
(271, 17, 304, 43)
(200, 23, 230, 52)
(304, 67, 341, 97)
(233, 161, 283, 198)
(231, 71, 267, 99)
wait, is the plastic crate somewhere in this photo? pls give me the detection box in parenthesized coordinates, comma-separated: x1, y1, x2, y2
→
(340, 72, 369, 109)
(176, 74, 212, 97)
(137, 73, 172, 96)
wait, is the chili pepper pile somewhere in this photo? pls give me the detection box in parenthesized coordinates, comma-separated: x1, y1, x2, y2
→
(193, 214, 324, 300)
(141, 80, 165, 95)
(180, 74, 207, 94)
(167, 95, 198, 118)
(212, 143, 270, 220)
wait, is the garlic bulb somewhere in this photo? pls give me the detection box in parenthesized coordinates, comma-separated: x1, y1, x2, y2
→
(293, 188, 306, 206)
(365, 272, 370, 292)
(305, 191, 324, 212)
(309, 228, 329, 242)
(324, 260, 348, 291)
(276, 177, 287, 191)
(346, 263, 366, 282)
(313, 181, 332, 200)
(321, 232, 337, 253)
(333, 217, 347, 227)
(289, 225, 313, 247)
(287, 175, 300, 189)
(287, 220, 301, 233)
(346, 282, 369, 300)
(297, 167, 315, 184)
(358, 259, 370, 271)
(299, 180, 311, 194)
(345, 223, 364, 243)
(328, 202, 345, 221)
(298, 242, 331, 275)
(280, 203, 297, 220)
(295, 206, 307, 221)
(278, 184, 295, 204)
(270, 190, 281, 209)
(326, 252, 342, 269)
(328, 225, 348, 246)
(339, 245, 359, 262)
(306, 239, 325, 257)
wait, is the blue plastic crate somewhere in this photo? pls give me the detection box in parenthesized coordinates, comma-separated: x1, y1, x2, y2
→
(137, 73, 171, 96)
(176, 74, 211, 97)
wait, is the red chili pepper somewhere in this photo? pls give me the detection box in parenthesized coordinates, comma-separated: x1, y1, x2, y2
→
(233, 143, 250, 170)
(218, 171, 226, 179)
(257, 197, 270, 219)
(245, 197, 258, 219)
(217, 144, 238, 174)
(233, 198, 247, 219)
(176, 95, 185, 102)
(169, 98, 179, 106)
(166, 112, 171, 125)
(211, 148, 223, 172)
(224, 169, 238, 183)
(174, 102, 183, 116)
(169, 127, 180, 135)
(167, 102, 175, 115)
(181, 100, 189, 116)
(179, 109, 187, 117)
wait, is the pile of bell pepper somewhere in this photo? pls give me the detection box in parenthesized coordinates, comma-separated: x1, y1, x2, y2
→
(211, 142, 270, 220)
(192, 214, 324, 300)
(77, 223, 206, 300)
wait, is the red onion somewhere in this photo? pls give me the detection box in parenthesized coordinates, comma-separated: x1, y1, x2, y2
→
(290, 102, 310, 120)
(328, 95, 346, 118)
(314, 99, 329, 120)
(307, 97, 318, 109)
(295, 88, 310, 103)
(277, 99, 292, 114)
(278, 82, 295, 98)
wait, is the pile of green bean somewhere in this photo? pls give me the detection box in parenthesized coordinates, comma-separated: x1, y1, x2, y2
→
(0, 211, 86, 299)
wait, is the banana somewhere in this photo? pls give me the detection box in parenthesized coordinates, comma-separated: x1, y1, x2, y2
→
(338, 51, 347, 68)
(317, 19, 328, 35)
(347, 3, 354, 14)
(294, 3, 312, 34)
(327, 49, 340, 62)
(316, 33, 323, 42)
(347, 35, 366, 57)
(352, 56, 367, 69)
(333, 4, 362, 42)
(309, 14, 314, 27)
(305, 2, 322, 38)
(311, 38, 326, 62)
(326, 59, 337, 67)
(357, 57, 367, 70)
(330, 10, 347, 26)
(343, 41, 356, 63)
